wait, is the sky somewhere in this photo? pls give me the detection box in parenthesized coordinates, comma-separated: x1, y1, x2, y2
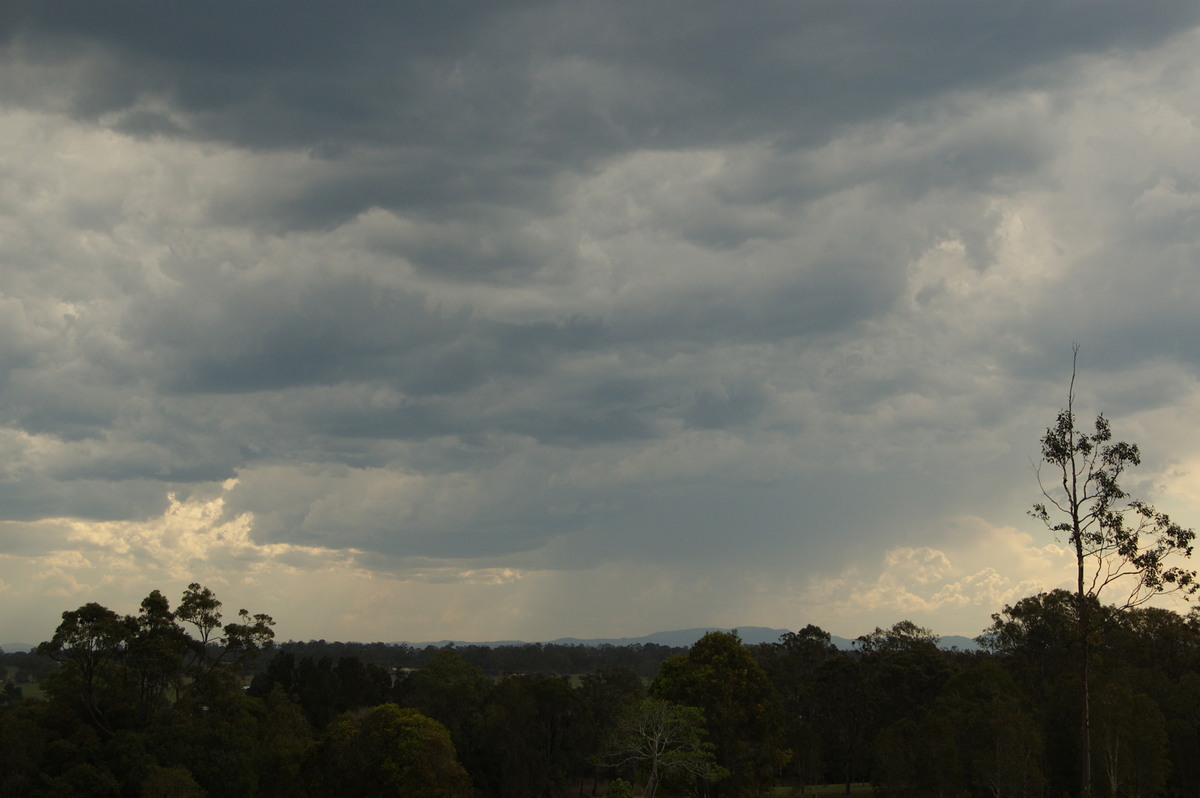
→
(3, 1, 1200, 646)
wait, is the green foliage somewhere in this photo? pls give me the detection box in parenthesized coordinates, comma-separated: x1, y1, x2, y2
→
(601, 698, 726, 798)
(872, 714, 959, 798)
(252, 652, 391, 734)
(254, 637, 686, 680)
(474, 674, 589, 797)
(1092, 679, 1169, 798)
(302, 703, 471, 798)
(756, 625, 839, 790)
(36, 603, 136, 735)
(978, 589, 1084, 656)
(578, 666, 647, 789)
(16, 585, 1200, 798)
(652, 631, 787, 797)
(395, 649, 490, 739)
(254, 686, 315, 798)
(42, 762, 122, 797)
(392, 649, 493, 790)
(855, 620, 939, 655)
(1, 680, 21, 707)
(34, 585, 275, 739)
(151, 695, 263, 797)
(937, 662, 1045, 798)
(140, 765, 206, 798)
(607, 777, 635, 798)
(0, 699, 51, 795)
(177, 584, 224, 647)
(857, 622, 955, 731)
(810, 650, 878, 791)
(177, 583, 276, 673)
(1164, 671, 1200, 795)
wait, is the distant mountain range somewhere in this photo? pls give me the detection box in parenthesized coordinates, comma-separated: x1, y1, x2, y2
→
(408, 627, 980, 652)
(4, 630, 981, 655)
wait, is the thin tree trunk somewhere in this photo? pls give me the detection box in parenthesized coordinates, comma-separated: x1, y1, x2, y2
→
(1067, 357, 1091, 798)
(1080, 617, 1091, 798)
(1077, 522, 1092, 798)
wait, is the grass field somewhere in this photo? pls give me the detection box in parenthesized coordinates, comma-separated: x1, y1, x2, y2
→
(2, 667, 44, 701)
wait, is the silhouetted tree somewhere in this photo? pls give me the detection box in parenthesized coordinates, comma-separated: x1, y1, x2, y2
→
(37, 602, 135, 735)
(1031, 347, 1197, 798)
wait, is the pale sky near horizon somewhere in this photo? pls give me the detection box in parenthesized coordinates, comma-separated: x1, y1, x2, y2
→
(4, 1, 1200, 646)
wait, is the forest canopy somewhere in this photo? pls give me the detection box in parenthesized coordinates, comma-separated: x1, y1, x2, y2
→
(5, 586, 1200, 797)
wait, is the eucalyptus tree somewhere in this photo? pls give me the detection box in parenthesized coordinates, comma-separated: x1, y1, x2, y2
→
(601, 698, 726, 798)
(37, 585, 276, 734)
(761, 625, 838, 789)
(1030, 346, 1197, 798)
(651, 631, 787, 797)
(36, 602, 134, 735)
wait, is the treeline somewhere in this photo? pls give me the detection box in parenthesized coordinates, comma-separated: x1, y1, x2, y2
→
(256, 638, 686, 680)
(5, 587, 1200, 797)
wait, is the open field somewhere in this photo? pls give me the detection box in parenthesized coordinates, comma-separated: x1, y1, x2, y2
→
(2, 667, 44, 700)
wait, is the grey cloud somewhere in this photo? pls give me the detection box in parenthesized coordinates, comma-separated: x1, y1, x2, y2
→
(302, 398, 463, 445)
(7, 1, 1195, 235)
(682, 383, 769, 431)
(127, 277, 464, 394)
(0, 314, 141, 443)
(3, 1, 1200, 644)
(222, 459, 592, 559)
(0, 520, 73, 556)
(125, 272, 619, 399)
(0, 476, 169, 524)
(300, 365, 663, 451)
(505, 407, 658, 446)
(42, 427, 240, 484)
(210, 154, 572, 238)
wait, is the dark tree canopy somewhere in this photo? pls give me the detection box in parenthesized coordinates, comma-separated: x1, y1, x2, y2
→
(16, 579, 1200, 798)
(302, 703, 472, 798)
(651, 631, 787, 797)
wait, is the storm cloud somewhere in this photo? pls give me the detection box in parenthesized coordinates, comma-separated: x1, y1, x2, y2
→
(2, 1, 1200, 644)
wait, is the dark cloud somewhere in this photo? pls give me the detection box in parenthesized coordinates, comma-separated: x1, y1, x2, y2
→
(2, 2, 1200, 643)
(126, 277, 456, 393)
(122, 270, 621, 400)
(7, 1, 1197, 235)
(0, 476, 170, 523)
(682, 383, 769, 431)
